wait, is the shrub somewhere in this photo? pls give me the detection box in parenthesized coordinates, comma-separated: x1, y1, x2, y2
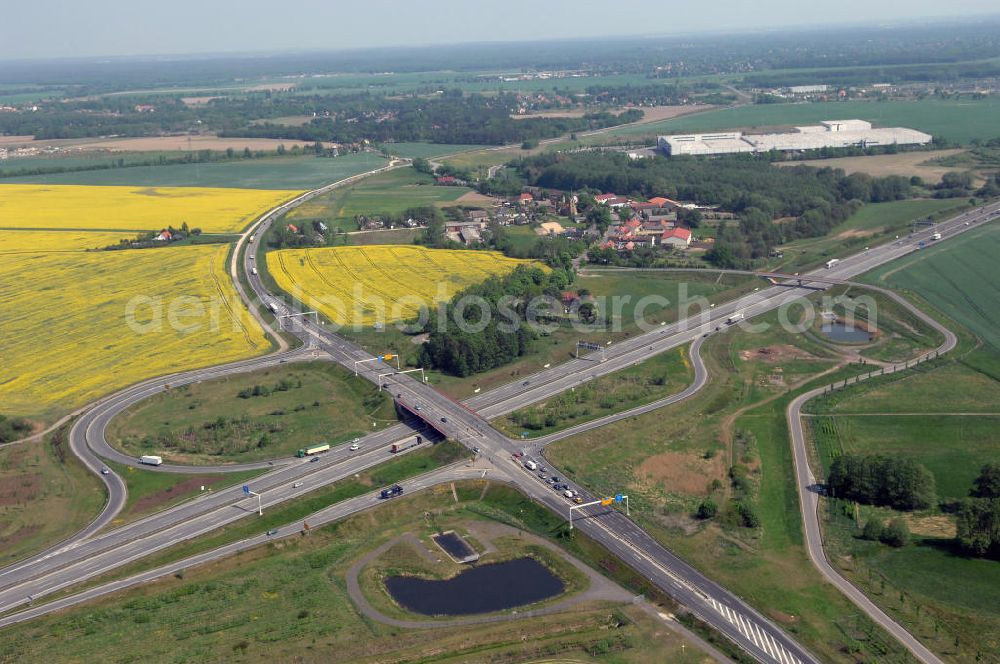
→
(881, 519, 910, 547)
(696, 499, 718, 520)
(861, 518, 884, 541)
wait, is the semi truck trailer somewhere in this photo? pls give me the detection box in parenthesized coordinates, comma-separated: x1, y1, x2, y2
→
(296, 443, 330, 458)
(390, 436, 423, 453)
(139, 455, 163, 466)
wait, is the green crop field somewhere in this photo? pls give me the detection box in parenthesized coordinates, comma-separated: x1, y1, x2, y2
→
(0, 152, 174, 177)
(106, 361, 398, 465)
(285, 166, 473, 232)
(1, 153, 388, 189)
(609, 98, 1000, 144)
(811, 413, 1000, 500)
(864, 221, 1000, 351)
(776, 199, 967, 272)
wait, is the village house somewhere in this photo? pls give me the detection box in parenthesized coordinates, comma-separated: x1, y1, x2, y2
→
(660, 227, 692, 248)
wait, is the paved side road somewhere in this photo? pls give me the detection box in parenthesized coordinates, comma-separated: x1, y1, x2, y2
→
(786, 285, 957, 664)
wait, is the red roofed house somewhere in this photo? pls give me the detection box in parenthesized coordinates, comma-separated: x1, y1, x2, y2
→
(436, 175, 457, 185)
(153, 230, 172, 242)
(287, 224, 299, 234)
(517, 193, 534, 205)
(660, 227, 692, 248)
(594, 193, 616, 204)
(649, 196, 682, 209)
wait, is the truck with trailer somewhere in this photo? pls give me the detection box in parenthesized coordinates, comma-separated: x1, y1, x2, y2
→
(296, 443, 330, 458)
(390, 436, 423, 453)
(726, 312, 745, 324)
(139, 455, 163, 466)
(380, 484, 403, 499)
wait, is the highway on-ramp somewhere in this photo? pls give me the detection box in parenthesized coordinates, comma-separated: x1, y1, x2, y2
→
(4, 158, 995, 663)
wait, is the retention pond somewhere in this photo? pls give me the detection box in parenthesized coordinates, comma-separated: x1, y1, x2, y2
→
(384, 557, 564, 616)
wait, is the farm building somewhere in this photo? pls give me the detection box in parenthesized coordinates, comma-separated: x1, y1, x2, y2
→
(658, 120, 932, 156)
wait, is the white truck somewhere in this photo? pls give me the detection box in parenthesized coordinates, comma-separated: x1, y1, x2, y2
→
(139, 455, 163, 466)
(930, 232, 942, 241)
(825, 258, 841, 269)
(248, 234, 255, 243)
(726, 312, 745, 325)
(523, 458, 538, 471)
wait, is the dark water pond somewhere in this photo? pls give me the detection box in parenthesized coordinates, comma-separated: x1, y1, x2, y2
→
(384, 557, 564, 616)
(432, 531, 477, 561)
(821, 322, 872, 343)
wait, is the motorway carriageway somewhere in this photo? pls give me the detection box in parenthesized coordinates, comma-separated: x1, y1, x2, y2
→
(3, 187, 995, 662)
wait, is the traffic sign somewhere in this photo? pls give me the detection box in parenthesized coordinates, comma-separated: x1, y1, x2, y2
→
(601, 497, 614, 506)
(615, 493, 623, 504)
(242, 485, 250, 495)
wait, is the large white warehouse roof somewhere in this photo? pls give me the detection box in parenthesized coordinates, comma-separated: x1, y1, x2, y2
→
(658, 120, 932, 156)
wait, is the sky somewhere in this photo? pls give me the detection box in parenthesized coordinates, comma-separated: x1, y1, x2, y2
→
(2, 0, 998, 60)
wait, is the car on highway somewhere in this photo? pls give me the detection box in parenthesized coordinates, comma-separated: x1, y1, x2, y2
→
(538, 473, 548, 480)
(440, 417, 447, 423)
(546, 477, 555, 484)
(414, 405, 422, 411)
(293, 482, 303, 488)
(309, 456, 320, 463)
(100, 467, 109, 475)
(551, 476, 559, 483)
(349, 443, 360, 451)
(473, 446, 481, 454)
(522, 380, 529, 386)
(266, 529, 278, 536)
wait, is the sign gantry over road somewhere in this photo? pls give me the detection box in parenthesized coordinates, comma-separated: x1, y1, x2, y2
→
(569, 493, 629, 529)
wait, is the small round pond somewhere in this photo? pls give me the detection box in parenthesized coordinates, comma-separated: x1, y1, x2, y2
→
(384, 557, 565, 616)
(820, 322, 873, 344)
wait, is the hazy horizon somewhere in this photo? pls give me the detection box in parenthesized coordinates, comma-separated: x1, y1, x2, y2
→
(3, 0, 1000, 62)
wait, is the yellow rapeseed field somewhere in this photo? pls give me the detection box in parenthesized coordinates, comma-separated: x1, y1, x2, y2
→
(0, 184, 302, 233)
(0, 239, 268, 419)
(267, 245, 536, 326)
(0, 229, 136, 253)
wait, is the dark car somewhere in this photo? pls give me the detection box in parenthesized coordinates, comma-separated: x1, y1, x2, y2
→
(440, 417, 447, 423)
(309, 456, 320, 463)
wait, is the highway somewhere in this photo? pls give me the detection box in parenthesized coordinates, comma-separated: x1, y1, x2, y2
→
(0, 462, 492, 629)
(2, 159, 995, 663)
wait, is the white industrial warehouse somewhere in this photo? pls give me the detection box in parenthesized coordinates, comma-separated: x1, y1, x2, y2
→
(658, 120, 932, 156)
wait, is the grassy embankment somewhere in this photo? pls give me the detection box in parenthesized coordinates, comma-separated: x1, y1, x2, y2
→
(107, 361, 398, 465)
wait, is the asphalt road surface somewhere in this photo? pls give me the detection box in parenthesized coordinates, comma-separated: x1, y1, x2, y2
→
(3, 165, 995, 663)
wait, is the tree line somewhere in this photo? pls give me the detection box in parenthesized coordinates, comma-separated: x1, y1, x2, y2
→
(418, 265, 571, 377)
(827, 454, 936, 510)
